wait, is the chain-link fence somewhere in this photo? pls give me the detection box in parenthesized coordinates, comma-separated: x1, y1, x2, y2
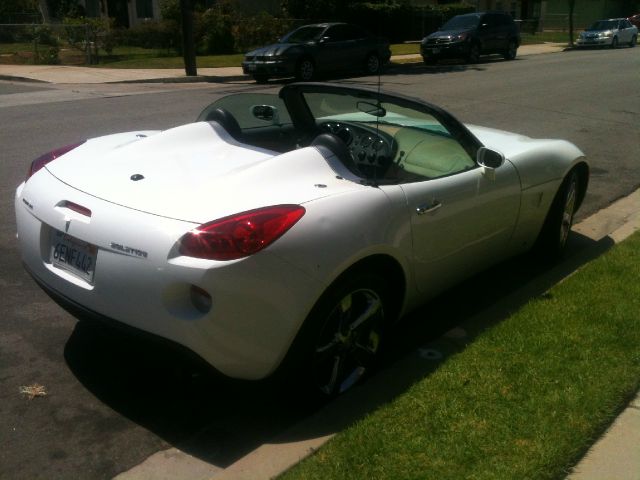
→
(0, 23, 97, 65)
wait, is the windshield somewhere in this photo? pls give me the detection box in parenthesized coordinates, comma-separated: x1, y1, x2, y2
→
(440, 15, 481, 31)
(587, 20, 617, 31)
(281, 26, 325, 43)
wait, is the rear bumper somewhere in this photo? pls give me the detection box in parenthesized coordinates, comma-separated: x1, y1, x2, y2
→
(15, 172, 323, 380)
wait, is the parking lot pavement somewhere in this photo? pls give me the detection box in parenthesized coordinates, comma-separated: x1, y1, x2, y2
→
(0, 43, 567, 85)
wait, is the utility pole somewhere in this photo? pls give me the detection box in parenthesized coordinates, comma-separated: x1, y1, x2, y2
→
(180, 0, 197, 76)
(568, 0, 576, 46)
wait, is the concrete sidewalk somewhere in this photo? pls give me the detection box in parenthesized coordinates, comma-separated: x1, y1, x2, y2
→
(0, 42, 567, 85)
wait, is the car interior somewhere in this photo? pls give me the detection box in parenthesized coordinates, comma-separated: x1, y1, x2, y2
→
(196, 84, 481, 184)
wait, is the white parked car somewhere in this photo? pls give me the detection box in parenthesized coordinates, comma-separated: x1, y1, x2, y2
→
(15, 83, 589, 396)
(576, 18, 638, 48)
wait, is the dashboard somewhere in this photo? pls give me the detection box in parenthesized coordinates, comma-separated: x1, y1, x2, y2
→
(318, 121, 396, 177)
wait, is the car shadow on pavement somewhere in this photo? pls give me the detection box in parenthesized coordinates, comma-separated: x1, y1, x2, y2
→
(63, 231, 614, 467)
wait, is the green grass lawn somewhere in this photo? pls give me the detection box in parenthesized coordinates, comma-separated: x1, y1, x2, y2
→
(280, 231, 640, 480)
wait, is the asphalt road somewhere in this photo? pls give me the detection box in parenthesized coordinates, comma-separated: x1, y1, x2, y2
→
(1, 47, 639, 479)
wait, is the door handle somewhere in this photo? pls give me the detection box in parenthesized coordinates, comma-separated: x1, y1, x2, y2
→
(416, 201, 442, 215)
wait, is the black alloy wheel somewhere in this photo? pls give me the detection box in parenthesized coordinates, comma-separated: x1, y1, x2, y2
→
(295, 58, 315, 81)
(611, 36, 618, 48)
(364, 53, 381, 75)
(310, 272, 389, 396)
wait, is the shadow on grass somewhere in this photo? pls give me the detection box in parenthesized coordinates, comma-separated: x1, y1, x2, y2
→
(63, 231, 614, 466)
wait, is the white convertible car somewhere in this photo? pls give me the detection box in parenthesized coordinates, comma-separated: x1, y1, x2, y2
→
(15, 83, 588, 395)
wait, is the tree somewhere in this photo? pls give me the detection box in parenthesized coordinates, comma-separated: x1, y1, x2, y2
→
(0, 0, 39, 23)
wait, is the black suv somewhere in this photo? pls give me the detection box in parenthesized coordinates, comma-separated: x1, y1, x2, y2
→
(421, 12, 520, 64)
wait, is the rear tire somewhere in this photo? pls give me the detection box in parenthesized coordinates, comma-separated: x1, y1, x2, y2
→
(281, 270, 391, 398)
(364, 53, 381, 75)
(503, 40, 517, 60)
(534, 171, 579, 261)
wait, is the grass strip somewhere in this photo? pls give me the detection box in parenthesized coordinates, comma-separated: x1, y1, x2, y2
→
(280, 231, 640, 480)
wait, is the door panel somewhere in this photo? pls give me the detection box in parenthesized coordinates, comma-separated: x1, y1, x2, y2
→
(400, 162, 521, 295)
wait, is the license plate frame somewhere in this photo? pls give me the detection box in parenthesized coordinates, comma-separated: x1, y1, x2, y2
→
(50, 229, 97, 284)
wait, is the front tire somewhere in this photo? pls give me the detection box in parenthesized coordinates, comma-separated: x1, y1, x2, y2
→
(466, 43, 481, 63)
(630, 35, 637, 47)
(535, 171, 579, 261)
(611, 36, 618, 49)
(295, 58, 315, 81)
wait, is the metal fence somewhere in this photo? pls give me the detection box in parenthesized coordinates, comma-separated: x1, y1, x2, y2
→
(0, 23, 94, 65)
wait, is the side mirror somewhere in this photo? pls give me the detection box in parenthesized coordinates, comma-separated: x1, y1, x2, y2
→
(251, 105, 279, 124)
(477, 147, 504, 169)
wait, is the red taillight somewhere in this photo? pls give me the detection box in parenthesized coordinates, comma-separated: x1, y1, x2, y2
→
(179, 205, 306, 261)
(27, 141, 86, 181)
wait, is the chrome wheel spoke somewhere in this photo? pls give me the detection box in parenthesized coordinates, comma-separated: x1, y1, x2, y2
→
(312, 285, 385, 395)
(319, 352, 347, 395)
(348, 296, 382, 333)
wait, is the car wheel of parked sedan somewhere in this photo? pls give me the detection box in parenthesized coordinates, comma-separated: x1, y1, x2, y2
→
(467, 43, 481, 63)
(611, 36, 618, 48)
(364, 53, 381, 75)
(304, 271, 389, 397)
(295, 58, 315, 81)
(503, 40, 518, 60)
(253, 74, 269, 84)
(630, 35, 637, 47)
(535, 170, 579, 260)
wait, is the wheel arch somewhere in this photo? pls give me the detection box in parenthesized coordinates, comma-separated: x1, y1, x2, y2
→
(328, 253, 407, 323)
(571, 160, 589, 212)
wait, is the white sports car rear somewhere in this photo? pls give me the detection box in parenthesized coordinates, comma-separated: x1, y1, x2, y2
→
(15, 83, 588, 395)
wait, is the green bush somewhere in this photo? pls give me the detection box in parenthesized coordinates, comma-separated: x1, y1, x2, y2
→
(115, 20, 178, 51)
(231, 12, 293, 52)
(199, 9, 234, 54)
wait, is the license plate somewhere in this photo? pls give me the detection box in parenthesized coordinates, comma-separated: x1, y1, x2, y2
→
(50, 230, 97, 283)
(430, 48, 441, 54)
(247, 64, 257, 71)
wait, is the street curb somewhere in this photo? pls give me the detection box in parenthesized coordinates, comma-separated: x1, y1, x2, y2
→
(114, 74, 250, 84)
(0, 74, 48, 83)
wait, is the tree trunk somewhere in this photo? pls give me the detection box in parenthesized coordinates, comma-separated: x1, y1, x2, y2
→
(38, 0, 49, 23)
(180, 0, 197, 76)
